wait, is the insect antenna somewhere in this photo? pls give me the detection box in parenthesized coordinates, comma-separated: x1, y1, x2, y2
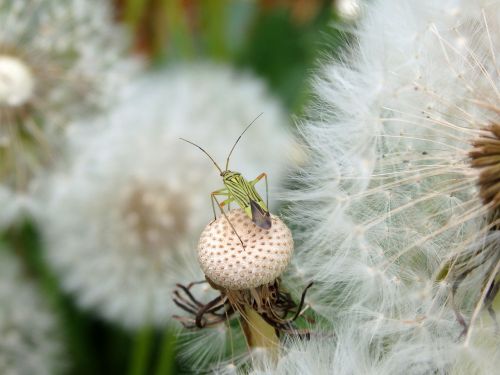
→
(180, 138, 223, 174)
(225, 113, 263, 171)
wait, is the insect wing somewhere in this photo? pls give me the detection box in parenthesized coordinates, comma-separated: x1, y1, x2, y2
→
(250, 199, 272, 229)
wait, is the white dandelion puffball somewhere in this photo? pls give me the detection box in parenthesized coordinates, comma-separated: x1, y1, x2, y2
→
(0, 249, 65, 375)
(40, 64, 290, 329)
(0, 0, 137, 213)
(285, 0, 500, 373)
(198, 209, 293, 290)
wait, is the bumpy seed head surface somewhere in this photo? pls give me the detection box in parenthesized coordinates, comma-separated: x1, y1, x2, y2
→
(198, 209, 293, 290)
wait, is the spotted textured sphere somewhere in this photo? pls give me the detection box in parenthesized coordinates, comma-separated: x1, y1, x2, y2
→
(198, 209, 293, 290)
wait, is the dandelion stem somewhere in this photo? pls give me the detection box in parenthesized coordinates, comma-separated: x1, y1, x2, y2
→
(241, 307, 279, 357)
(128, 325, 153, 375)
(202, 0, 229, 60)
(154, 326, 176, 375)
(124, 0, 147, 29)
(165, 0, 194, 60)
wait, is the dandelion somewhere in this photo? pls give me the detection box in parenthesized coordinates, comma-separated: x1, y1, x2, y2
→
(173, 209, 312, 373)
(0, 248, 65, 375)
(285, 0, 500, 372)
(0, 0, 136, 225)
(39, 64, 290, 329)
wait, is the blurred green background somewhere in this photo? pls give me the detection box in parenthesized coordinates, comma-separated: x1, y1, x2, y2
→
(115, 0, 348, 113)
(2, 1, 352, 373)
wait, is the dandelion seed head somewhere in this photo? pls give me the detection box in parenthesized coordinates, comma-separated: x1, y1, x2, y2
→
(285, 0, 499, 372)
(120, 181, 188, 250)
(0, 0, 138, 221)
(289, 0, 499, 320)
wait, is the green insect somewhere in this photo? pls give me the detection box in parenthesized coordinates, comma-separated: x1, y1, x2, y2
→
(180, 114, 271, 246)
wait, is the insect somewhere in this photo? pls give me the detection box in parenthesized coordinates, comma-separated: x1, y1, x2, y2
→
(180, 114, 271, 247)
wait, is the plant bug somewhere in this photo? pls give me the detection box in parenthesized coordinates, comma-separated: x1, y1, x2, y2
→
(180, 114, 271, 247)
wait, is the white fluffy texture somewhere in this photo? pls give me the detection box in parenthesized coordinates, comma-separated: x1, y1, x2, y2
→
(285, 0, 500, 373)
(335, 0, 362, 21)
(0, 249, 64, 375)
(40, 64, 290, 329)
(198, 209, 293, 290)
(0, 56, 34, 106)
(248, 337, 333, 375)
(0, 188, 35, 229)
(0, 0, 134, 115)
(177, 320, 249, 374)
(0, 0, 137, 223)
(249, 321, 500, 375)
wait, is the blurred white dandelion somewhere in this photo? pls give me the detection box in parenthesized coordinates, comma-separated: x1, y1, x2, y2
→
(285, 0, 500, 372)
(0, 0, 137, 226)
(334, 0, 362, 21)
(0, 248, 65, 375)
(39, 64, 291, 329)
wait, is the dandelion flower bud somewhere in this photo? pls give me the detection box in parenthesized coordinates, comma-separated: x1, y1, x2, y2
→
(198, 209, 293, 290)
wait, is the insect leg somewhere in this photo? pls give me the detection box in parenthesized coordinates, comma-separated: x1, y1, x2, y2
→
(218, 197, 233, 209)
(210, 188, 229, 222)
(212, 193, 245, 249)
(250, 172, 269, 208)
